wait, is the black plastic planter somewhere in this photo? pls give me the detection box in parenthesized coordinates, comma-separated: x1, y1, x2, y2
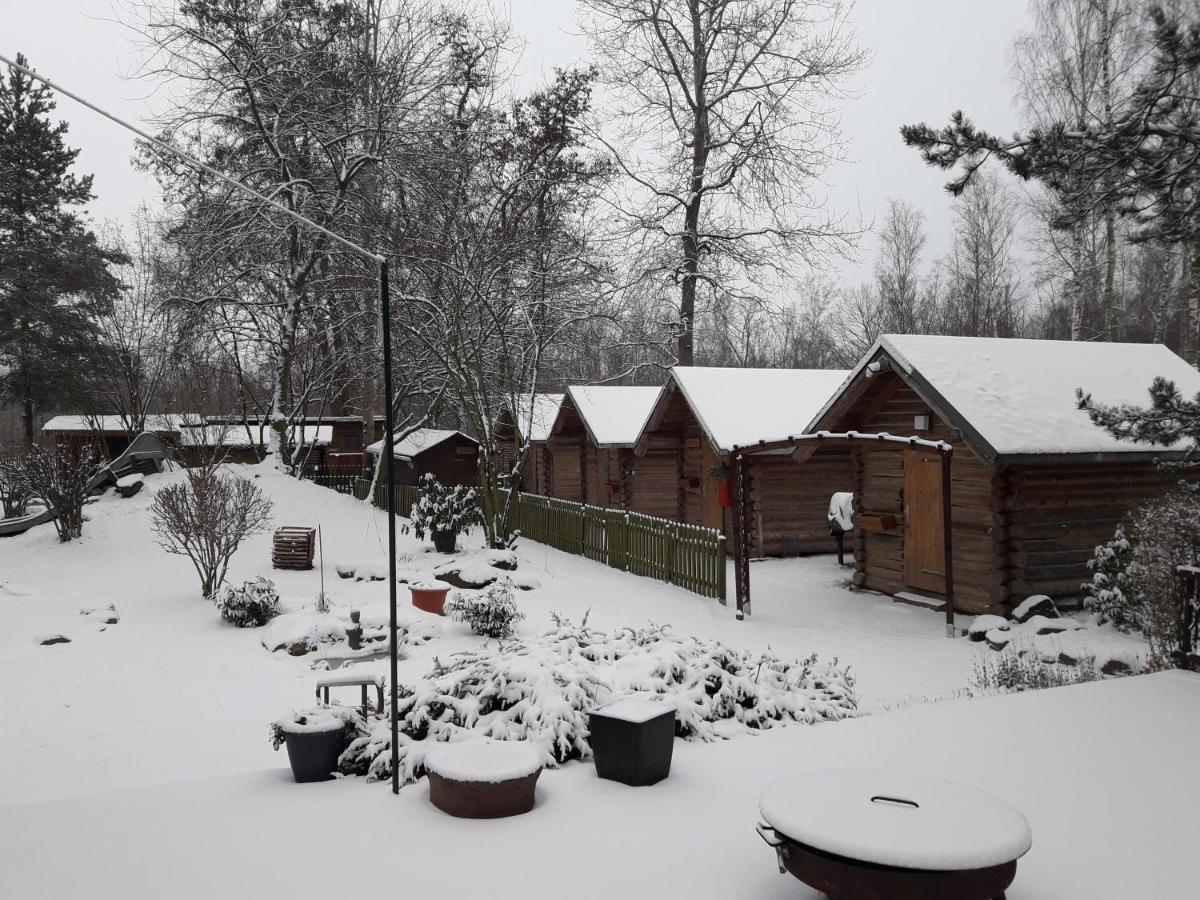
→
(283, 728, 346, 783)
(588, 701, 676, 786)
(432, 530, 457, 553)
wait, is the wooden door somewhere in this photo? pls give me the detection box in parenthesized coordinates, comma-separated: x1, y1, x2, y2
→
(903, 448, 946, 594)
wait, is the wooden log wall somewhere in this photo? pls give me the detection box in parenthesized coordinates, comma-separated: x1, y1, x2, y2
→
(745, 448, 851, 556)
(996, 460, 1183, 605)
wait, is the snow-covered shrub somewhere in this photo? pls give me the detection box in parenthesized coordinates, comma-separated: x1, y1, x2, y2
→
(0, 450, 30, 519)
(1083, 524, 1135, 630)
(1122, 484, 1200, 665)
(448, 579, 524, 638)
(150, 465, 273, 597)
(216, 577, 281, 627)
(971, 647, 1100, 694)
(405, 474, 480, 545)
(269, 704, 366, 751)
(8, 444, 100, 541)
(340, 615, 857, 785)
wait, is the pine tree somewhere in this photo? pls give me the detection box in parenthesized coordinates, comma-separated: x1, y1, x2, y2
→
(1082, 523, 1136, 630)
(0, 54, 124, 446)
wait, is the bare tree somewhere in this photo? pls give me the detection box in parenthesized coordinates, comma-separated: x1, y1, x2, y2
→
(13, 443, 100, 541)
(875, 199, 928, 334)
(938, 173, 1026, 337)
(136, 0, 447, 468)
(150, 463, 274, 597)
(580, 0, 865, 366)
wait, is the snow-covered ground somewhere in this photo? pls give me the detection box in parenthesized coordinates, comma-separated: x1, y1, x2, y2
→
(1, 463, 1196, 898)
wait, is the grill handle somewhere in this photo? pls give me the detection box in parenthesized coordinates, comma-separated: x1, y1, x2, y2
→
(755, 822, 789, 874)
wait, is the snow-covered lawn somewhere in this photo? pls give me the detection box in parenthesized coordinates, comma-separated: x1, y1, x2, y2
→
(1, 463, 1195, 898)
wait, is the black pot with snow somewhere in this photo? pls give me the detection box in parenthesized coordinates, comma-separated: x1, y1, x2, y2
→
(588, 696, 676, 786)
(432, 529, 458, 554)
(270, 707, 362, 783)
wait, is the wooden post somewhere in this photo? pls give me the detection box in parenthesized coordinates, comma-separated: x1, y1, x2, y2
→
(732, 453, 751, 618)
(941, 447, 956, 638)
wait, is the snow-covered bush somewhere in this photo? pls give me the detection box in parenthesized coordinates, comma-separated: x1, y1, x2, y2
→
(0, 450, 30, 519)
(269, 704, 366, 751)
(150, 465, 273, 597)
(1083, 485, 1200, 665)
(448, 579, 524, 638)
(1083, 524, 1135, 630)
(340, 615, 857, 785)
(971, 647, 1100, 694)
(215, 576, 281, 627)
(405, 473, 480, 548)
(1123, 484, 1200, 665)
(8, 444, 99, 541)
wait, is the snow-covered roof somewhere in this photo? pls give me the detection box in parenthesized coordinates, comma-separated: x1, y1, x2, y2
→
(815, 334, 1200, 460)
(565, 385, 662, 447)
(659, 367, 850, 454)
(42, 414, 184, 434)
(177, 424, 332, 448)
(512, 393, 564, 444)
(365, 428, 477, 460)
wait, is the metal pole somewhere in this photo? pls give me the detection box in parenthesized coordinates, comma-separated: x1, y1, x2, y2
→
(941, 447, 956, 638)
(380, 260, 400, 793)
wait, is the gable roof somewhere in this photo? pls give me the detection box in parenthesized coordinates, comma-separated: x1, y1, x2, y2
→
(366, 428, 477, 460)
(511, 393, 564, 444)
(178, 424, 332, 448)
(643, 366, 850, 455)
(563, 385, 663, 448)
(42, 414, 185, 434)
(811, 334, 1200, 462)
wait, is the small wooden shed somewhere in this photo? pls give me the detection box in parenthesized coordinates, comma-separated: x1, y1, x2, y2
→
(365, 428, 479, 487)
(546, 385, 662, 507)
(495, 393, 563, 494)
(806, 335, 1200, 615)
(41, 414, 181, 459)
(634, 366, 851, 554)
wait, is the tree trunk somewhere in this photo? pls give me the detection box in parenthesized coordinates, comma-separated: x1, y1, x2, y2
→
(677, 0, 708, 368)
(1100, 0, 1118, 340)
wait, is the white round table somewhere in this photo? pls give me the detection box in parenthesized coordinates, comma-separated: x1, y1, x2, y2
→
(757, 769, 1032, 900)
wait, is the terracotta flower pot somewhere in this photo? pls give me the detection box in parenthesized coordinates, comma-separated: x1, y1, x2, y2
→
(410, 582, 450, 615)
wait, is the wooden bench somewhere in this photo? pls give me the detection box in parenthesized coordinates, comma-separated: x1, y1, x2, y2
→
(315, 672, 385, 714)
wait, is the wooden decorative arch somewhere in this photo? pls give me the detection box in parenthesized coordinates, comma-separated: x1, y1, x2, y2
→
(731, 431, 957, 637)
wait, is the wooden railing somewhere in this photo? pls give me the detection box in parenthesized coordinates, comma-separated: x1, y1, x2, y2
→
(347, 480, 726, 602)
(504, 491, 727, 601)
(301, 466, 362, 496)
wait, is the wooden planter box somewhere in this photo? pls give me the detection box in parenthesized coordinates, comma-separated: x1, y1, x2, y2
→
(273, 527, 315, 570)
(588, 697, 676, 786)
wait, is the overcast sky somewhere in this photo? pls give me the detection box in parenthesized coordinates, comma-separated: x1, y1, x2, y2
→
(5, 0, 1029, 284)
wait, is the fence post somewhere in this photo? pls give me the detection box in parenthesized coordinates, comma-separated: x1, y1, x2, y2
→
(717, 532, 727, 602)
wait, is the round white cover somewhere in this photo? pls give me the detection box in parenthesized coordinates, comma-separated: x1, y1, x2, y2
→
(759, 769, 1032, 871)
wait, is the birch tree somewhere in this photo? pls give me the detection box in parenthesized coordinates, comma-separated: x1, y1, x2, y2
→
(580, 0, 864, 366)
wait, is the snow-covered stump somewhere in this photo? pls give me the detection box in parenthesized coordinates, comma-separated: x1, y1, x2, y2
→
(757, 770, 1032, 900)
(588, 696, 676, 787)
(424, 740, 542, 819)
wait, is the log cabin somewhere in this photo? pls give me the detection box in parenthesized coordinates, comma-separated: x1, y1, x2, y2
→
(494, 393, 563, 494)
(805, 334, 1200, 615)
(546, 385, 662, 506)
(365, 428, 480, 487)
(634, 367, 851, 554)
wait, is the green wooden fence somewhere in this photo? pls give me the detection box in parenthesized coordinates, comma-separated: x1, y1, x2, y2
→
(351, 481, 726, 601)
(502, 491, 727, 601)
